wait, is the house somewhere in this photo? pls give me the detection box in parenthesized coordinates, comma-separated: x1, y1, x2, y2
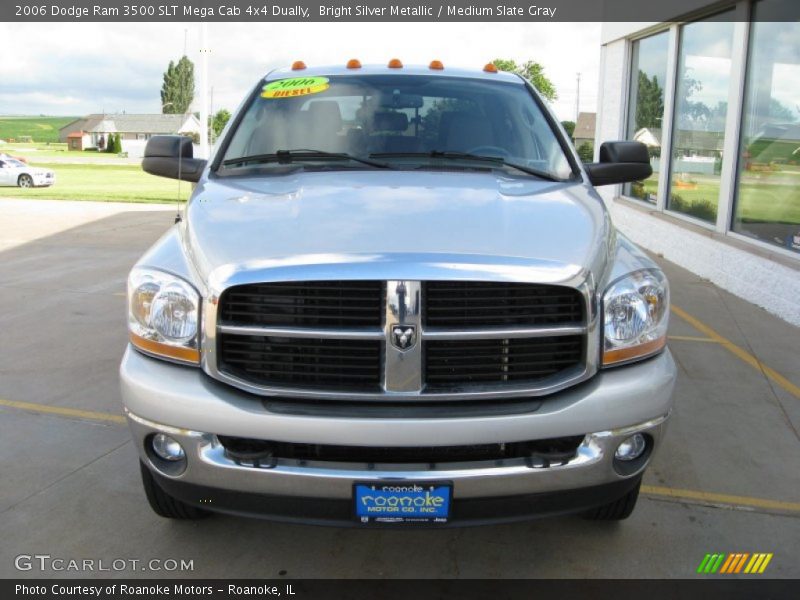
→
(59, 113, 201, 155)
(573, 112, 596, 148)
(595, 0, 800, 327)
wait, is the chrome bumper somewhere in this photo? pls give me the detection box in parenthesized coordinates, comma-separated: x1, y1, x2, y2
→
(121, 346, 676, 501)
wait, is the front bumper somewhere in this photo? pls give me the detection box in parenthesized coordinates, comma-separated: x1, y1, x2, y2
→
(121, 346, 676, 524)
(33, 173, 55, 187)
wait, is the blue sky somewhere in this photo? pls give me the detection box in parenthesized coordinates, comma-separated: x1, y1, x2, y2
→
(0, 22, 601, 121)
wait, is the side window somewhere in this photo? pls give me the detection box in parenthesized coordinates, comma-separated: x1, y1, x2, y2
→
(625, 31, 669, 203)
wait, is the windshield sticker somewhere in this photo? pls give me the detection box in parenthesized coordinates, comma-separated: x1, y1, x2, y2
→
(262, 77, 330, 99)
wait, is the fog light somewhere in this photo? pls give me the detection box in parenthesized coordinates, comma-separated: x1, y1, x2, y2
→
(152, 433, 185, 461)
(615, 433, 646, 461)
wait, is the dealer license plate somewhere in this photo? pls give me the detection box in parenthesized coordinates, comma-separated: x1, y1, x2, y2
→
(354, 482, 452, 524)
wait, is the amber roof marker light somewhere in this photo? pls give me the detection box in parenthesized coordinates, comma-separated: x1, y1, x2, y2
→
(291, 60, 307, 70)
(387, 58, 403, 68)
(483, 63, 498, 73)
(346, 59, 362, 69)
(429, 60, 444, 70)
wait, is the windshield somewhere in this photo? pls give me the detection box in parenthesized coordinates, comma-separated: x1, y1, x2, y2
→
(219, 74, 574, 180)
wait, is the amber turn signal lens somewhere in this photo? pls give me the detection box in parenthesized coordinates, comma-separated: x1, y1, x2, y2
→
(602, 336, 666, 366)
(429, 60, 444, 70)
(130, 332, 200, 365)
(387, 58, 403, 68)
(483, 63, 499, 73)
(291, 60, 307, 70)
(346, 59, 362, 69)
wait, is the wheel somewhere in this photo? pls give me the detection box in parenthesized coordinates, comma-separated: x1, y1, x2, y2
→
(584, 480, 641, 521)
(139, 461, 210, 520)
(17, 174, 33, 188)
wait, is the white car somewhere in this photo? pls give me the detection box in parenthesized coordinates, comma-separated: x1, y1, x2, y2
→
(0, 156, 55, 187)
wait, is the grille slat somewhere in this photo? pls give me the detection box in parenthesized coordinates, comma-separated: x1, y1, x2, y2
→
(218, 435, 585, 464)
(219, 335, 382, 391)
(423, 281, 583, 327)
(219, 281, 383, 328)
(425, 336, 583, 387)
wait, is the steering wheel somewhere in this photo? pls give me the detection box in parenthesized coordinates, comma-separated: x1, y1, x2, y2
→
(466, 146, 510, 159)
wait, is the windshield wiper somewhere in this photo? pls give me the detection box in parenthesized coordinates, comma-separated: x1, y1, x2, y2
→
(222, 149, 390, 169)
(370, 151, 561, 181)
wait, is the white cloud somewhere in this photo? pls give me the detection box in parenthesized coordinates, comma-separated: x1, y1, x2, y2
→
(0, 21, 600, 121)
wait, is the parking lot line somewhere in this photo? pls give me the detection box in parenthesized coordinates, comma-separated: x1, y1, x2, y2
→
(668, 335, 719, 343)
(671, 304, 800, 400)
(641, 484, 800, 515)
(0, 397, 126, 424)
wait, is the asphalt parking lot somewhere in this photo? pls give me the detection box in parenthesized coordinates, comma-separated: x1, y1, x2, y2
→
(0, 199, 798, 579)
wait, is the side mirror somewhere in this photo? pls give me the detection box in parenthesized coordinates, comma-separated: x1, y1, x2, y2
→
(584, 141, 652, 186)
(142, 135, 207, 183)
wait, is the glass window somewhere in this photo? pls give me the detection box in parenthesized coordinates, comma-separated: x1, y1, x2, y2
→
(733, 1, 800, 254)
(625, 31, 669, 204)
(667, 15, 735, 223)
(220, 74, 574, 181)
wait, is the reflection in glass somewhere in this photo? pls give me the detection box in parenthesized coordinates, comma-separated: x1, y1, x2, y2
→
(733, 3, 800, 254)
(668, 15, 735, 222)
(625, 32, 669, 204)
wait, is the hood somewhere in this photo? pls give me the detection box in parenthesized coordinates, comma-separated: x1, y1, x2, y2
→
(183, 170, 611, 289)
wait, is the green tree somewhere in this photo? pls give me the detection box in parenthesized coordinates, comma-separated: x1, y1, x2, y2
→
(492, 59, 557, 102)
(676, 73, 711, 130)
(577, 141, 594, 163)
(105, 133, 117, 153)
(561, 120, 576, 138)
(634, 70, 665, 130)
(109, 133, 121, 154)
(210, 109, 232, 141)
(161, 56, 195, 114)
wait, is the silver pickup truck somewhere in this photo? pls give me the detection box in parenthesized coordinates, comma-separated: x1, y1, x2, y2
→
(121, 61, 676, 526)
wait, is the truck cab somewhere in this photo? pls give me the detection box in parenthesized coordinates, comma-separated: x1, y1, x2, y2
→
(121, 61, 675, 525)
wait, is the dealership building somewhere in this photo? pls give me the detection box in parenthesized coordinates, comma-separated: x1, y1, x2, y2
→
(595, 0, 799, 325)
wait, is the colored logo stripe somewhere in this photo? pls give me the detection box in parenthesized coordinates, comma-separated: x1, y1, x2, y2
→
(744, 553, 773, 574)
(698, 553, 773, 574)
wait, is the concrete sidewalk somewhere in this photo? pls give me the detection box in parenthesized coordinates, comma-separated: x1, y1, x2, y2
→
(0, 200, 797, 578)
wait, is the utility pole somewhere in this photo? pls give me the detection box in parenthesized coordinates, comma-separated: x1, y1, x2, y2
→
(199, 23, 210, 159)
(209, 86, 214, 144)
(575, 72, 581, 123)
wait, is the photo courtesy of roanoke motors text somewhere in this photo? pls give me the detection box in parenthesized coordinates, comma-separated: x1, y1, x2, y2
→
(0, 0, 799, 597)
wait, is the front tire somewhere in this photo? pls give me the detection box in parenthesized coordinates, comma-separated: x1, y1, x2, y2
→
(584, 480, 641, 521)
(18, 174, 33, 188)
(139, 461, 210, 520)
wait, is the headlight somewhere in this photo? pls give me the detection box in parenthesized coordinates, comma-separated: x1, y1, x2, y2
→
(128, 268, 200, 364)
(602, 269, 669, 366)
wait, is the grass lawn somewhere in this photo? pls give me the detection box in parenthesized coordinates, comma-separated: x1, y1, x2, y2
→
(0, 116, 78, 143)
(1, 142, 73, 161)
(0, 163, 189, 203)
(636, 175, 800, 224)
(1, 142, 133, 163)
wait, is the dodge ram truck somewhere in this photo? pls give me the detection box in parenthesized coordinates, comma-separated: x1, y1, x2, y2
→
(121, 60, 676, 526)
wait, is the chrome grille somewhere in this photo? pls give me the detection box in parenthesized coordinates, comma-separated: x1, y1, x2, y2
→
(213, 279, 591, 399)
